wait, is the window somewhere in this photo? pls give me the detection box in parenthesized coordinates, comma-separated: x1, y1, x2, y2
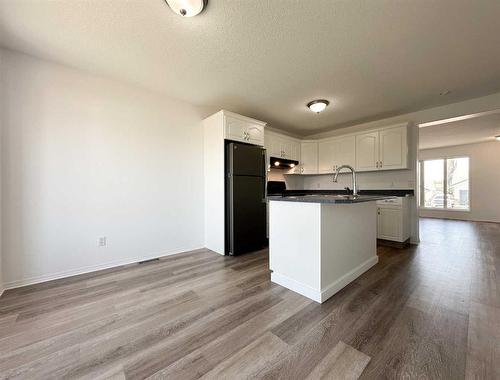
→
(420, 157, 470, 210)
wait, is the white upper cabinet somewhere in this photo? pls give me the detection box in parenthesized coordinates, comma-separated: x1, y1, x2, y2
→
(264, 123, 408, 175)
(300, 142, 318, 174)
(356, 124, 408, 172)
(318, 139, 337, 174)
(318, 136, 355, 174)
(289, 141, 300, 161)
(265, 132, 300, 161)
(356, 131, 379, 171)
(223, 111, 266, 146)
(333, 136, 356, 170)
(267, 135, 282, 157)
(281, 139, 300, 161)
(379, 125, 407, 170)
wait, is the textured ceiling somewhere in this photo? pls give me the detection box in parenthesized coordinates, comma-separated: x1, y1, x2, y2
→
(1, 0, 500, 135)
(419, 112, 500, 150)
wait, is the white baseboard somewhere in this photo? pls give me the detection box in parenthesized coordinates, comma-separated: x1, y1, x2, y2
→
(3, 246, 204, 290)
(320, 256, 378, 302)
(271, 255, 379, 304)
(271, 272, 322, 303)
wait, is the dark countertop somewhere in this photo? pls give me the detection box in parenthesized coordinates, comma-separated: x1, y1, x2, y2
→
(267, 194, 396, 204)
(271, 189, 414, 197)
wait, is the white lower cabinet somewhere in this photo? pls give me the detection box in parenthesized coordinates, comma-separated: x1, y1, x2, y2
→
(376, 197, 411, 242)
(377, 207, 402, 241)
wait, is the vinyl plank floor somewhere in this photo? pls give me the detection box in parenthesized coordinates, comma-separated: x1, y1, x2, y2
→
(0, 218, 498, 379)
(305, 341, 370, 380)
(465, 301, 500, 379)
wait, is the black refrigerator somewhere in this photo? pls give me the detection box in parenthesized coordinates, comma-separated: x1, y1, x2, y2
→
(225, 141, 267, 256)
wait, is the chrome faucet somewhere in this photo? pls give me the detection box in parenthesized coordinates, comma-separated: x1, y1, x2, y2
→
(333, 165, 358, 196)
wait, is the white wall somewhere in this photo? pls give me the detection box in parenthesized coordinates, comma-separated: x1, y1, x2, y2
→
(0, 49, 4, 294)
(419, 141, 500, 223)
(0, 49, 205, 288)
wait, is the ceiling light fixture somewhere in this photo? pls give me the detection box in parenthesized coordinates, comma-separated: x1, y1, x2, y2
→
(307, 99, 329, 113)
(165, 0, 207, 17)
(495, 135, 500, 141)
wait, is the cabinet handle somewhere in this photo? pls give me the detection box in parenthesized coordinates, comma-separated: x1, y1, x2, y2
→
(376, 161, 379, 168)
(377, 208, 380, 215)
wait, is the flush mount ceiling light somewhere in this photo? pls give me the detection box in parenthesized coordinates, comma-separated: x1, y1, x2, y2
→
(495, 135, 500, 141)
(165, 0, 207, 17)
(307, 99, 329, 113)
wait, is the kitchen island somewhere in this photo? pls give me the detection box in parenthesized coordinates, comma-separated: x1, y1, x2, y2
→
(268, 194, 392, 303)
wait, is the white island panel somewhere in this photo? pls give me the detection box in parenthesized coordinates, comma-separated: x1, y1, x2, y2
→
(269, 201, 321, 300)
(320, 202, 378, 301)
(269, 199, 378, 303)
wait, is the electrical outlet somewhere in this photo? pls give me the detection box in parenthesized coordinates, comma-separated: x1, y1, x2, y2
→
(98, 237, 107, 247)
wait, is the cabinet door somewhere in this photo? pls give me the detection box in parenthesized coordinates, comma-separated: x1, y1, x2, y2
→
(356, 132, 379, 171)
(318, 140, 337, 173)
(280, 139, 300, 161)
(224, 115, 247, 143)
(246, 125, 265, 146)
(288, 140, 301, 161)
(377, 207, 402, 241)
(300, 142, 318, 174)
(333, 136, 356, 169)
(225, 115, 264, 146)
(266, 135, 283, 157)
(281, 139, 294, 159)
(379, 126, 407, 170)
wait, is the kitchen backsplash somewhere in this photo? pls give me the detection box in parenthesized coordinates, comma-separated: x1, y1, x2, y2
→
(270, 168, 415, 190)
